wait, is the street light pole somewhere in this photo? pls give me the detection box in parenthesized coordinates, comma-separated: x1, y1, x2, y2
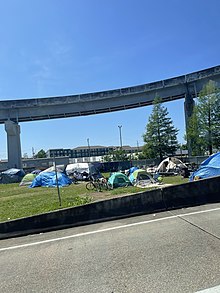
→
(118, 125, 123, 150)
(87, 138, 90, 162)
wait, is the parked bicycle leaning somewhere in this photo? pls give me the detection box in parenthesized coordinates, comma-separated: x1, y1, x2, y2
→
(86, 173, 111, 191)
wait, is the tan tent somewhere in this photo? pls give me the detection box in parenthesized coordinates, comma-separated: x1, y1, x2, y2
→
(156, 157, 187, 173)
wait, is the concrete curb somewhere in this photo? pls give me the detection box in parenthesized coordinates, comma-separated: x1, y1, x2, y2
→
(1, 176, 220, 240)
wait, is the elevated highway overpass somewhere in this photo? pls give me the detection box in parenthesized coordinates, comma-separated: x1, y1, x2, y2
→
(1, 65, 220, 168)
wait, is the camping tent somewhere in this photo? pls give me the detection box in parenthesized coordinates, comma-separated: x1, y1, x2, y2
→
(19, 173, 36, 186)
(0, 168, 25, 184)
(65, 163, 97, 175)
(125, 166, 138, 176)
(41, 165, 65, 173)
(129, 166, 139, 174)
(65, 162, 101, 181)
(156, 157, 187, 173)
(31, 169, 42, 175)
(30, 172, 72, 188)
(190, 152, 220, 181)
(129, 169, 155, 185)
(108, 172, 131, 188)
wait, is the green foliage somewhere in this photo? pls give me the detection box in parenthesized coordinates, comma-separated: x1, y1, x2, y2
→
(181, 143, 188, 150)
(137, 152, 146, 160)
(35, 149, 47, 158)
(198, 81, 220, 154)
(142, 97, 179, 161)
(185, 107, 203, 156)
(103, 149, 128, 162)
(186, 81, 220, 155)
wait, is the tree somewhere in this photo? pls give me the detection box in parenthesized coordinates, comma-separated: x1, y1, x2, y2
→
(198, 81, 219, 155)
(137, 152, 146, 160)
(142, 97, 179, 161)
(23, 152, 29, 159)
(185, 107, 203, 156)
(35, 149, 47, 158)
(213, 94, 220, 149)
(187, 81, 220, 155)
(103, 149, 128, 162)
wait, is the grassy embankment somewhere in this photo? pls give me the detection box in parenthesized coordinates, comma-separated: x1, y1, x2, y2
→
(0, 175, 188, 222)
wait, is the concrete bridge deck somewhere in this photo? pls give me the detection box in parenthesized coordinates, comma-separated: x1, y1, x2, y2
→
(1, 65, 220, 169)
(1, 65, 220, 123)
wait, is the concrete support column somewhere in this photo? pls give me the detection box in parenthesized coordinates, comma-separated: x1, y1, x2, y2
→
(184, 93, 195, 157)
(5, 120, 22, 169)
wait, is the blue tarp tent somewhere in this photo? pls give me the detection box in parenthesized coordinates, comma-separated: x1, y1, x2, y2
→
(128, 167, 139, 176)
(190, 152, 220, 181)
(30, 172, 72, 188)
(0, 168, 25, 184)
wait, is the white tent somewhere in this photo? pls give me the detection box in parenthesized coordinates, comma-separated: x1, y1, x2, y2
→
(41, 164, 65, 173)
(65, 163, 97, 175)
(156, 157, 187, 173)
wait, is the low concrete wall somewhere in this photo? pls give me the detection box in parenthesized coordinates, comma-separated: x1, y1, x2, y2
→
(0, 176, 220, 239)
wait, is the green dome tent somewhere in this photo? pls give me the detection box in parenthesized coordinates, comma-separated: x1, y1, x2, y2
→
(19, 173, 36, 186)
(108, 172, 131, 188)
(129, 169, 155, 185)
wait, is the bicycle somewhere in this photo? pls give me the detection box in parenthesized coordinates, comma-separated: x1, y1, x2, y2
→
(98, 177, 113, 190)
(86, 177, 112, 191)
(86, 180, 101, 191)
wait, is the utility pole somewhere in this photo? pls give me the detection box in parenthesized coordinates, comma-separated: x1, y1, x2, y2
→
(32, 147, 35, 158)
(137, 140, 139, 151)
(87, 138, 91, 162)
(53, 155, 62, 207)
(118, 125, 123, 150)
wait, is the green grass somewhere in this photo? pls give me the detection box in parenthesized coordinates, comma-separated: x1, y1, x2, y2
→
(0, 175, 188, 222)
(162, 175, 189, 185)
(0, 183, 92, 222)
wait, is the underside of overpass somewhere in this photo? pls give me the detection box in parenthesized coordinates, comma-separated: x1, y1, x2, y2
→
(1, 65, 220, 169)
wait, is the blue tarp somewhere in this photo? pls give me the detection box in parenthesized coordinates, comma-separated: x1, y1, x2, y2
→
(128, 167, 139, 175)
(0, 168, 25, 184)
(30, 172, 72, 188)
(190, 152, 220, 181)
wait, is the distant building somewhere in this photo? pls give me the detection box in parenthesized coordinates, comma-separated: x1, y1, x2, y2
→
(46, 145, 143, 163)
(46, 148, 72, 158)
(0, 156, 69, 172)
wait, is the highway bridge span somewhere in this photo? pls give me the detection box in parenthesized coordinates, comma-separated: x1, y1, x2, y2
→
(1, 65, 220, 168)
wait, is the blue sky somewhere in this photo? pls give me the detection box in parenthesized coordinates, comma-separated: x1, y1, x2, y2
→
(0, 0, 220, 159)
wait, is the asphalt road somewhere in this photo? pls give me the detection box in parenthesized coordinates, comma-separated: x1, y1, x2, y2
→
(1, 203, 220, 293)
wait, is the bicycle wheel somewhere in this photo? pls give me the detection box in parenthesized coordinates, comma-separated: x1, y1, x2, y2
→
(86, 182, 95, 191)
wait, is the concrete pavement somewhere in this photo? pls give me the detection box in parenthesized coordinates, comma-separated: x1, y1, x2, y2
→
(1, 203, 220, 292)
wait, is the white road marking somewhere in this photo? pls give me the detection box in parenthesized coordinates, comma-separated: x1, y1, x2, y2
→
(1, 206, 220, 252)
(196, 284, 220, 292)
